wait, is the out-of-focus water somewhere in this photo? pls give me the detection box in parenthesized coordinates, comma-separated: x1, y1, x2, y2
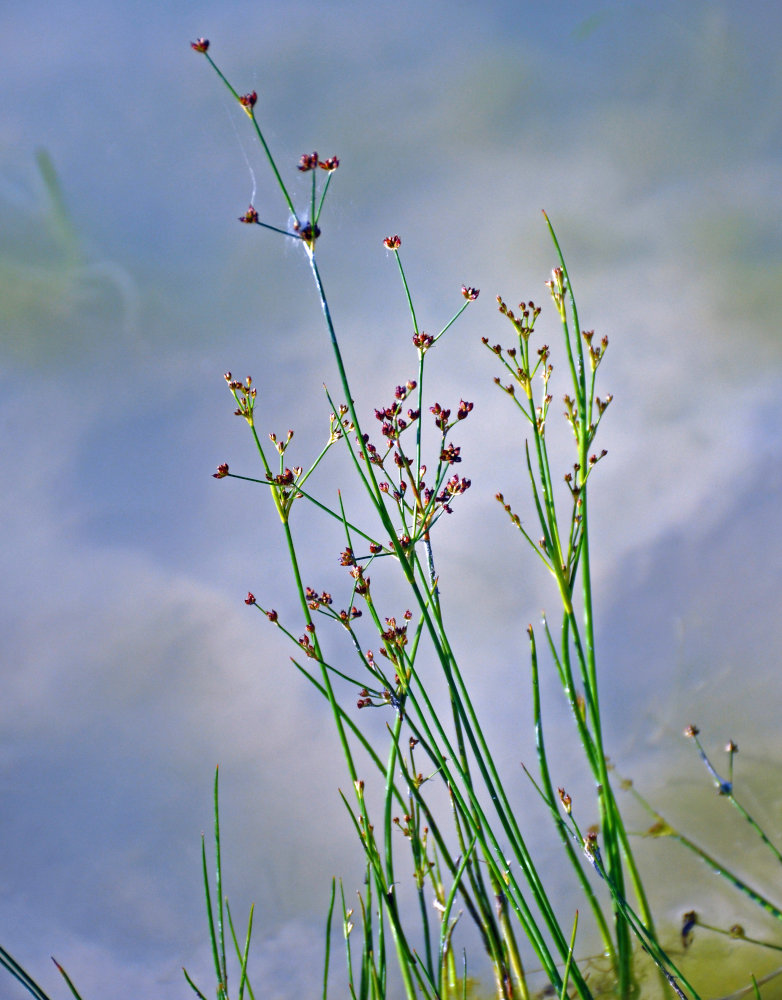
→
(2, 2, 782, 997)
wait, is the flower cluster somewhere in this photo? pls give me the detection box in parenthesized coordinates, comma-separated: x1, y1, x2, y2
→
(292, 220, 321, 245)
(373, 381, 419, 446)
(225, 372, 256, 425)
(298, 152, 340, 172)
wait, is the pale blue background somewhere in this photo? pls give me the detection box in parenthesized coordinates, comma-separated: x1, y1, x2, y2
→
(2, 2, 782, 996)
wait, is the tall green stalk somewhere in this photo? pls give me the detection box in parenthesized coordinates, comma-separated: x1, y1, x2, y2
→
(194, 38, 707, 1000)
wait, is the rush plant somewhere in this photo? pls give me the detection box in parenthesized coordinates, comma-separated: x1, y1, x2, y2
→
(5, 35, 782, 1000)
(187, 37, 700, 1000)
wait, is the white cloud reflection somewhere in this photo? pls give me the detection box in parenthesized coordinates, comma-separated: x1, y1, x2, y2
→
(2, 2, 782, 996)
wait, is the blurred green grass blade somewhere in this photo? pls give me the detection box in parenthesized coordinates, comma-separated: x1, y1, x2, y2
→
(51, 958, 85, 1000)
(226, 899, 255, 1000)
(559, 911, 578, 1000)
(201, 834, 222, 987)
(322, 878, 337, 1000)
(35, 149, 81, 265)
(0, 945, 53, 1000)
(182, 965, 209, 999)
(213, 767, 228, 995)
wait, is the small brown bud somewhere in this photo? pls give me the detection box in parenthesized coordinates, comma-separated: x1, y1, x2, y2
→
(681, 910, 697, 948)
(383, 235, 401, 250)
(239, 206, 259, 224)
(461, 286, 480, 300)
(584, 830, 599, 857)
(213, 463, 229, 479)
(191, 38, 209, 53)
(684, 724, 700, 738)
(292, 220, 320, 244)
(239, 91, 258, 111)
(244, 592, 256, 605)
(298, 152, 319, 172)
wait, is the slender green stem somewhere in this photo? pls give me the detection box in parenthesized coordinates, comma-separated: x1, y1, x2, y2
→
(199, 50, 299, 223)
(0, 947, 56, 1000)
(213, 768, 227, 998)
(529, 626, 614, 960)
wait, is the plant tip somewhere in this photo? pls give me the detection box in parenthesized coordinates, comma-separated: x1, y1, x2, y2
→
(213, 463, 229, 479)
(681, 911, 697, 948)
(292, 220, 321, 245)
(383, 234, 401, 250)
(298, 152, 319, 172)
(244, 592, 256, 605)
(239, 91, 257, 114)
(239, 206, 259, 224)
(191, 38, 209, 53)
(461, 285, 480, 300)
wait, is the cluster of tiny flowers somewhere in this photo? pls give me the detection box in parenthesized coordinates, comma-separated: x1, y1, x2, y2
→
(306, 587, 332, 609)
(297, 633, 317, 658)
(224, 372, 256, 420)
(412, 331, 434, 352)
(349, 564, 370, 596)
(298, 152, 340, 172)
(380, 613, 411, 648)
(441, 473, 471, 499)
(292, 219, 321, 244)
(303, 589, 361, 624)
(494, 297, 542, 344)
(356, 431, 381, 465)
(339, 547, 356, 567)
(357, 687, 394, 710)
(430, 400, 472, 432)
(373, 382, 419, 444)
(265, 467, 302, 487)
(439, 443, 461, 465)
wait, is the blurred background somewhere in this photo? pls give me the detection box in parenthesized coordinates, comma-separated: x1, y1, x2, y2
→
(2, 1, 782, 997)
